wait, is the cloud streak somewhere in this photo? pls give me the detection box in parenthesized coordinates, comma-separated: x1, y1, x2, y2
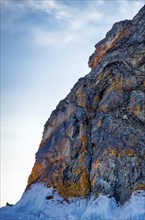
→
(28, 0, 71, 19)
(29, 1, 105, 47)
(1, 0, 144, 47)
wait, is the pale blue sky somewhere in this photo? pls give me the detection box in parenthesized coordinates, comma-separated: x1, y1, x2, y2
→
(1, 0, 144, 206)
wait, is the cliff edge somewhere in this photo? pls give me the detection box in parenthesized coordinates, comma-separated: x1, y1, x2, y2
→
(27, 6, 145, 204)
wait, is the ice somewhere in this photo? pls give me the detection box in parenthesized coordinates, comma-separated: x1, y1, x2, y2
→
(0, 183, 145, 220)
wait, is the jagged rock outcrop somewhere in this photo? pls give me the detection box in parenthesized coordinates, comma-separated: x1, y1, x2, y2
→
(27, 6, 145, 204)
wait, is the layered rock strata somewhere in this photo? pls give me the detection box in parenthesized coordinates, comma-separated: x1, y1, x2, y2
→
(27, 6, 145, 204)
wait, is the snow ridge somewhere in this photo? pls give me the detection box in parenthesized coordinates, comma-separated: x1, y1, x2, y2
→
(1, 184, 145, 220)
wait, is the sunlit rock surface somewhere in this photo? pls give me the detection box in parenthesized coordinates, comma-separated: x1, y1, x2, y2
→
(27, 6, 145, 205)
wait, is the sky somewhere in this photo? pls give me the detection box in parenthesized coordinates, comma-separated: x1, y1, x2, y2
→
(1, 0, 144, 207)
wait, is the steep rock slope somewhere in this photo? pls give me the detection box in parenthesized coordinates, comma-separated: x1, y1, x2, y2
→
(27, 6, 145, 204)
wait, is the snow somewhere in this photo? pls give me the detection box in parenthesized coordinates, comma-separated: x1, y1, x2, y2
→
(0, 183, 145, 220)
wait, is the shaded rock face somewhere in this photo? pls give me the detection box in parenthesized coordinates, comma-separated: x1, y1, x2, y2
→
(27, 6, 145, 204)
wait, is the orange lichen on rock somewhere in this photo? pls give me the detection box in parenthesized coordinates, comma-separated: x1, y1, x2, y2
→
(81, 134, 88, 145)
(107, 147, 135, 158)
(129, 104, 141, 115)
(109, 149, 118, 156)
(75, 85, 87, 107)
(99, 105, 108, 112)
(27, 162, 44, 189)
(91, 173, 99, 187)
(134, 105, 141, 114)
(48, 135, 91, 198)
(89, 28, 130, 68)
(118, 149, 134, 157)
(57, 166, 90, 198)
(93, 160, 100, 171)
(118, 152, 123, 157)
(58, 140, 91, 198)
(126, 149, 134, 157)
(97, 120, 102, 127)
(92, 95, 100, 111)
(113, 77, 123, 92)
(133, 183, 145, 191)
(124, 79, 133, 93)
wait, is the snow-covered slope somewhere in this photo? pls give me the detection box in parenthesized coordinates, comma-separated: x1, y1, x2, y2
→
(1, 184, 145, 220)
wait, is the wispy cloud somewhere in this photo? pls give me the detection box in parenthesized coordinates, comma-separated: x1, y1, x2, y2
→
(1, 0, 144, 48)
(29, 0, 104, 47)
(32, 27, 77, 47)
(28, 0, 71, 19)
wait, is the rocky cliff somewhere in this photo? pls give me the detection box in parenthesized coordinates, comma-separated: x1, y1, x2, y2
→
(27, 6, 145, 204)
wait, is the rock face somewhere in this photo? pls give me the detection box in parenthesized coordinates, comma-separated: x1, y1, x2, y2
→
(27, 6, 145, 204)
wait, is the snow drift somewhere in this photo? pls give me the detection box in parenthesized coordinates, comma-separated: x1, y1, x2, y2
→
(1, 184, 145, 220)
